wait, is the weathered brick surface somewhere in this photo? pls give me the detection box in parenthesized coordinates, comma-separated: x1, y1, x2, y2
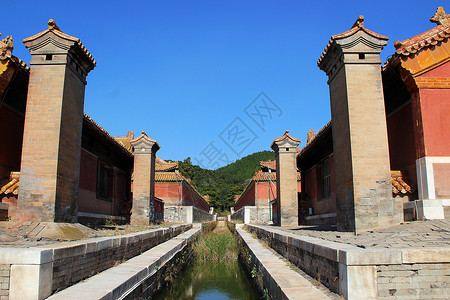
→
(271, 132, 300, 226)
(18, 25, 94, 223)
(415, 77, 450, 89)
(230, 206, 270, 224)
(377, 263, 450, 299)
(42, 224, 191, 293)
(319, 25, 400, 233)
(130, 133, 159, 224)
(0, 265, 10, 300)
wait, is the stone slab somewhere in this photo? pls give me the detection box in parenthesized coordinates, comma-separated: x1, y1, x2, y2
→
(401, 248, 450, 263)
(47, 226, 200, 299)
(0, 248, 52, 265)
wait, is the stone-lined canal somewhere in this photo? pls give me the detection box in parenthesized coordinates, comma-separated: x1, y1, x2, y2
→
(153, 222, 260, 299)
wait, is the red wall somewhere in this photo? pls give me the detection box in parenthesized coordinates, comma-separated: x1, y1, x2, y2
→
(79, 149, 111, 214)
(182, 182, 209, 211)
(155, 182, 182, 205)
(413, 63, 450, 157)
(78, 149, 130, 216)
(418, 89, 450, 157)
(79, 149, 97, 192)
(155, 181, 209, 211)
(387, 103, 417, 182)
(0, 105, 24, 180)
(302, 155, 336, 215)
(235, 180, 300, 212)
(235, 183, 256, 211)
(255, 182, 278, 207)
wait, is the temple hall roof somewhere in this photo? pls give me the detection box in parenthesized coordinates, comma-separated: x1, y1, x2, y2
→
(260, 160, 276, 171)
(83, 114, 133, 157)
(394, 7, 450, 57)
(156, 160, 179, 172)
(155, 171, 184, 182)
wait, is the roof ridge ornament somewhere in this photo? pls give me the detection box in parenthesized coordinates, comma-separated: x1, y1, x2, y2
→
(351, 15, 365, 29)
(307, 129, 316, 144)
(0, 34, 13, 60)
(48, 19, 62, 32)
(430, 7, 450, 27)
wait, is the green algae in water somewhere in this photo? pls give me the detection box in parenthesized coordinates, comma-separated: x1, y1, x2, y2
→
(153, 229, 260, 300)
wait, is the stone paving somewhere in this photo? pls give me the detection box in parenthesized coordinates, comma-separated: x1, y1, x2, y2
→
(278, 220, 450, 249)
(0, 221, 162, 247)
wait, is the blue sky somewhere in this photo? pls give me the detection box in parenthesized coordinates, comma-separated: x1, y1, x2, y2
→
(1, 1, 444, 168)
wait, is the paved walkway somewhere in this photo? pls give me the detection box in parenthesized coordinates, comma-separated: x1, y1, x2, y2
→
(277, 220, 450, 249)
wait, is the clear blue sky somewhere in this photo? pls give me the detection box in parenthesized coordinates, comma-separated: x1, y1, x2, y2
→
(1, 1, 444, 168)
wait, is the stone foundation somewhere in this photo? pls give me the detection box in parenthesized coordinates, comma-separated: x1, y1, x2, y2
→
(230, 206, 270, 224)
(244, 224, 450, 299)
(164, 206, 214, 223)
(0, 224, 191, 299)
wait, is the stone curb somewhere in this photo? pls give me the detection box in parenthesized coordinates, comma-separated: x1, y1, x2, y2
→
(236, 224, 330, 300)
(246, 224, 450, 266)
(47, 227, 201, 300)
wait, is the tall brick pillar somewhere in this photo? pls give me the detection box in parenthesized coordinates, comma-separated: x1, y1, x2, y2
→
(130, 132, 160, 225)
(271, 130, 301, 226)
(17, 20, 96, 222)
(318, 16, 398, 233)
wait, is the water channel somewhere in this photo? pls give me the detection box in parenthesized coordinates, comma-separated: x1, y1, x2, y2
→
(153, 222, 261, 300)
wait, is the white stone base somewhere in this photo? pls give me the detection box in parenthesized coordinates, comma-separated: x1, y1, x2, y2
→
(404, 199, 450, 220)
(230, 206, 271, 224)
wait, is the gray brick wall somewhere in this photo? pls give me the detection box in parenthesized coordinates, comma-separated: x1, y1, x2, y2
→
(377, 263, 450, 299)
(244, 223, 450, 299)
(47, 224, 191, 293)
(230, 206, 270, 224)
(0, 265, 10, 300)
(192, 206, 214, 222)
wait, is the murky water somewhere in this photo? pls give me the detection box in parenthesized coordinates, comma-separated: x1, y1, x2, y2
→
(153, 226, 260, 300)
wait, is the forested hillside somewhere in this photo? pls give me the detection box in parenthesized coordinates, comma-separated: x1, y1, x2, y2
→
(177, 150, 275, 212)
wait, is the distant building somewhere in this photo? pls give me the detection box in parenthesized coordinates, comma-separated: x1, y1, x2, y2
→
(154, 159, 210, 222)
(232, 159, 301, 224)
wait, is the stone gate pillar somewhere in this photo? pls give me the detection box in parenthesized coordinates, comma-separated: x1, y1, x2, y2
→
(318, 16, 398, 233)
(17, 20, 96, 222)
(271, 130, 301, 226)
(130, 132, 160, 225)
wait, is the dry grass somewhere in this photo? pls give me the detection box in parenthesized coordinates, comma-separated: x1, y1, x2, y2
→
(193, 229, 238, 264)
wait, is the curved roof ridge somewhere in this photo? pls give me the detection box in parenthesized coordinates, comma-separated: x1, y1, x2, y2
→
(318, 15, 388, 66)
(83, 113, 133, 157)
(23, 19, 96, 69)
(394, 7, 450, 57)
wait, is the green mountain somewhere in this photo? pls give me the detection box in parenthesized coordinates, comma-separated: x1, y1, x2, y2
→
(178, 150, 275, 212)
